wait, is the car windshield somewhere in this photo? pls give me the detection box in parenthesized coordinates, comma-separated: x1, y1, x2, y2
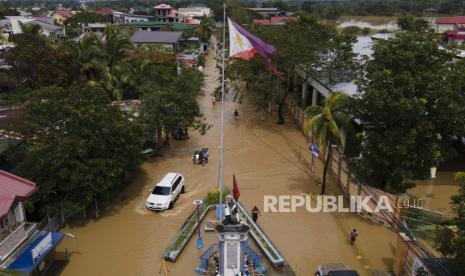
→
(152, 186, 171, 195)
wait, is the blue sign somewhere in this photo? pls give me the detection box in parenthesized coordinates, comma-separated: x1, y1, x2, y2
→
(309, 143, 320, 157)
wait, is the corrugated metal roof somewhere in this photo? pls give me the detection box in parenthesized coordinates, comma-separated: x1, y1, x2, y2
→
(131, 31, 182, 44)
(0, 171, 36, 217)
(28, 20, 63, 31)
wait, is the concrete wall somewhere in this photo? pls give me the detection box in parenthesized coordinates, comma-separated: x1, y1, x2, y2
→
(437, 23, 455, 33)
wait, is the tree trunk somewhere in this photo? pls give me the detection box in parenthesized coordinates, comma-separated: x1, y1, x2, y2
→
(277, 92, 288, 125)
(163, 129, 170, 146)
(321, 140, 333, 195)
(277, 102, 285, 124)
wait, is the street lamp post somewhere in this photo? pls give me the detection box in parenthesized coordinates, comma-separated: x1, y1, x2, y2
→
(193, 200, 204, 249)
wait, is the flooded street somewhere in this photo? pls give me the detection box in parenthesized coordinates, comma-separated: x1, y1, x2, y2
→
(57, 42, 398, 276)
(338, 19, 399, 31)
(336, 16, 439, 32)
(404, 146, 465, 216)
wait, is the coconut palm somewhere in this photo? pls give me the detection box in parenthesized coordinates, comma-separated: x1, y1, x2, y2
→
(103, 26, 133, 68)
(120, 59, 150, 98)
(100, 65, 125, 102)
(195, 17, 214, 43)
(304, 92, 351, 194)
(74, 34, 107, 81)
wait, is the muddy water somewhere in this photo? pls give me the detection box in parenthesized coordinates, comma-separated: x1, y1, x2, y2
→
(336, 16, 439, 31)
(337, 20, 399, 31)
(57, 39, 397, 276)
(409, 172, 460, 216)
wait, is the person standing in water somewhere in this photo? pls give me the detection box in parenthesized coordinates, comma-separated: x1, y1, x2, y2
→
(252, 206, 260, 223)
(234, 109, 239, 120)
(350, 229, 358, 245)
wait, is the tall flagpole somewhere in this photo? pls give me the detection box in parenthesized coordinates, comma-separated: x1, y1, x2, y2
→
(218, 3, 226, 223)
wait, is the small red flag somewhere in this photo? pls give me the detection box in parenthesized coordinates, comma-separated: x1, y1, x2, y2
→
(233, 174, 240, 201)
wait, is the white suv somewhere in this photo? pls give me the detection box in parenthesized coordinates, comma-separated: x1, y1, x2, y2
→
(145, 173, 185, 211)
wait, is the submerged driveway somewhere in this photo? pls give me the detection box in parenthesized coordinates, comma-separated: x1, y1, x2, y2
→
(58, 41, 397, 276)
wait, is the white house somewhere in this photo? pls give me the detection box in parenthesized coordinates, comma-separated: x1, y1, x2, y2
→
(0, 16, 65, 40)
(435, 16, 465, 33)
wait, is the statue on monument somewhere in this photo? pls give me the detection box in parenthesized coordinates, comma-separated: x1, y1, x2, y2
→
(223, 195, 241, 225)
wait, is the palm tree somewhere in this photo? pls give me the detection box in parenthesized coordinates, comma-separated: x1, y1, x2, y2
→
(100, 65, 125, 103)
(304, 92, 351, 194)
(195, 17, 214, 43)
(120, 59, 150, 98)
(103, 26, 133, 68)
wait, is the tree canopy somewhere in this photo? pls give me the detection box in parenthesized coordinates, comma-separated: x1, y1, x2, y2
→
(353, 31, 465, 193)
(1, 25, 208, 217)
(227, 15, 356, 123)
(5, 30, 79, 89)
(64, 11, 110, 38)
(10, 84, 144, 215)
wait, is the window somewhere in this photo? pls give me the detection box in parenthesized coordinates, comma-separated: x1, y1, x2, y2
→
(152, 186, 171, 195)
(172, 177, 181, 191)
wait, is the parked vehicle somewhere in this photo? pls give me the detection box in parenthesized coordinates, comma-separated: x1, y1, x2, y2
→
(316, 263, 359, 276)
(141, 148, 155, 160)
(193, 148, 209, 165)
(145, 173, 185, 211)
(173, 128, 189, 140)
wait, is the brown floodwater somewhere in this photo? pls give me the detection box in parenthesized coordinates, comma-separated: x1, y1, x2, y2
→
(56, 40, 398, 276)
(409, 172, 461, 217)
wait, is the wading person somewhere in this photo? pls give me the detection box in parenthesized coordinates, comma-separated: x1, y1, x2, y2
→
(211, 96, 216, 105)
(234, 109, 239, 120)
(252, 206, 260, 223)
(350, 229, 358, 245)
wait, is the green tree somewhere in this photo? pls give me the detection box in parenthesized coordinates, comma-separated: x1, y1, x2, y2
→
(5, 29, 79, 88)
(397, 15, 430, 32)
(140, 66, 209, 144)
(19, 22, 42, 35)
(435, 172, 465, 275)
(64, 11, 109, 38)
(0, 7, 18, 18)
(10, 84, 144, 215)
(304, 92, 351, 194)
(353, 31, 465, 193)
(101, 26, 134, 68)
(195, 16, 214, 43)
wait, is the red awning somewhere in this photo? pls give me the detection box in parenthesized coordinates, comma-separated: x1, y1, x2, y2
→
(0, 171, 36, 217)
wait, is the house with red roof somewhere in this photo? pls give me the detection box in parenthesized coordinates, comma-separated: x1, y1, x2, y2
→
(436, 16, 465, 33)
(0, 171, 65, 275)
(96, 7, 113, 23)
(0, 171, 37, 259)
(96, 7, 113, 16)
(436, 16, 465, 44)
(52, 9, 75, 25)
